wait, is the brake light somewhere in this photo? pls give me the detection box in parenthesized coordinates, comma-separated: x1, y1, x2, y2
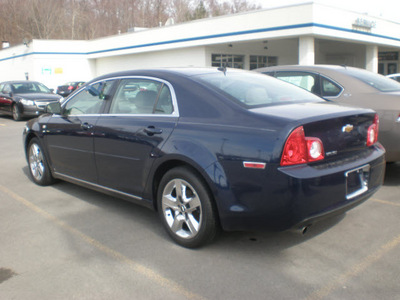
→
(280, 126, 324, 166)
(366, 114, 379, 146)
(68, 85, 74, 90)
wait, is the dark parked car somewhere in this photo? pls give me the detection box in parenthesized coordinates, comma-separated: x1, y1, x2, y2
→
(56, 81, 85, 97)
(0, 81, 63, 121)
(256, 65, 400, 162)
(23, 68, 385, 247)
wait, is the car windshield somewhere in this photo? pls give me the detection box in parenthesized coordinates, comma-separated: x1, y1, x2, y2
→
(11, 82, 52, 94)
(344, 68, 400, 92)
(194, 71, 323, 108)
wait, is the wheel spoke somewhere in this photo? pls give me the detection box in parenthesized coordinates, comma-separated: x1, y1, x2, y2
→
(174, 179, 183, 200)
(185, 194, 201, 213)
(186, 214, 200, 235)
(162, 194, 179, 211)
(170, 214, 185, 234)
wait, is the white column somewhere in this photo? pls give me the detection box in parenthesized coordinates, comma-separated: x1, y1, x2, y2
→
(298, 36, 315, 65)
(366, 45, 378, 73)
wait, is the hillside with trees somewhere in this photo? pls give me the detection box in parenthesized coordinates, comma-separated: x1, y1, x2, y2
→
(0, 0, 260, 47)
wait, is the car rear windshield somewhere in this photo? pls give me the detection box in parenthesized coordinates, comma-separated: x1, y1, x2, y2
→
(344, 68, 400, 92)
(194, 71, 323, 108)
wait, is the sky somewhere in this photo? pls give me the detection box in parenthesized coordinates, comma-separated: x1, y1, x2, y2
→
(253, 0, 400, 23)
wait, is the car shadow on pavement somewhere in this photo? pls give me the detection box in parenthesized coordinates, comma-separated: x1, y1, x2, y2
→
(383, 162, 400, 186)
(20, 164, 395, 251)
(213, 213, 346, 251)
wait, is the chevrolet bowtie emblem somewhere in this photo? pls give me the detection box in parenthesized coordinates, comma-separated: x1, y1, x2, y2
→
(342, 124, 354, 133)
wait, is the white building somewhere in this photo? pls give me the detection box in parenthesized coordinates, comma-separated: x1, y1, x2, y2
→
(1, 2, 400, 89)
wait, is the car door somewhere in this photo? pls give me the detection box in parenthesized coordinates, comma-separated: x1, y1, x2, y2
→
(93, 77, 179, 197)
(44, 79, 117, 182)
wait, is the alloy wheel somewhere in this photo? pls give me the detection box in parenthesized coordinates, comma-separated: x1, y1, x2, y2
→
(29, 143, 45, 181)
(161, 178, 202, 239)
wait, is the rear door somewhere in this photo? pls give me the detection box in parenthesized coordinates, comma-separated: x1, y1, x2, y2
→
(93, 77, 179, 197)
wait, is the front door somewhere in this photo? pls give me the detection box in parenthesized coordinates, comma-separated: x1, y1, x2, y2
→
(44, 80, 116, 182)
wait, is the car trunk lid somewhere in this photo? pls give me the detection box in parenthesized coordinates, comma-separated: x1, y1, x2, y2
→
(251, 101, 378, 160)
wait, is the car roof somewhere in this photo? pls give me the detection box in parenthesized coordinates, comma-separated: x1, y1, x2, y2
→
(255, 64, 357, 74)
(1, 80, 42, 85)
(89, 67, 247, 83)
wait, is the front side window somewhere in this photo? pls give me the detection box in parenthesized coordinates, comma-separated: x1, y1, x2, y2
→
(64, 80, 114, 116)
(3, 84, 12, 94)
(0, 84, 6, 94)
(109, 79, 174, 115)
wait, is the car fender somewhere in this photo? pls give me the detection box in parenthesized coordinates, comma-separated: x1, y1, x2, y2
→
(143, 136, 229, 207)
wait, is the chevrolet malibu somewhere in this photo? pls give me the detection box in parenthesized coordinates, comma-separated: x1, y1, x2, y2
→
(23, 68, 385, 248)
(0, 80, 63, 121)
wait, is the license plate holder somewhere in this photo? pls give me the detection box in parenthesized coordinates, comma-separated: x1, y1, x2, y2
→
(345, 164, 370, 200)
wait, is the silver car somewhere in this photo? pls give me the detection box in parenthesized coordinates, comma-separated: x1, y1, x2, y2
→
(256, 65, 400, 162)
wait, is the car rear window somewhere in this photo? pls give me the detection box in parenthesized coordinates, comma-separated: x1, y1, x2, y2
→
(344, 68, 400, 92)
(194, 71, 323, 108)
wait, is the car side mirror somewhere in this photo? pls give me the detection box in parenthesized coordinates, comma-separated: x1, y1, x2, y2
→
(88, 86, 100, 97)
(45, 102, 62, 114)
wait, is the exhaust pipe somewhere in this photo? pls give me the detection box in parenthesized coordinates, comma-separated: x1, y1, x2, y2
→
(293, 225, 311, 235)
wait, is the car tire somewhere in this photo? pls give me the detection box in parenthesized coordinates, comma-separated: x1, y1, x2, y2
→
(157, 167, 219, 248)
(27, 138, 55, 186)
(12, 104, 22, 121)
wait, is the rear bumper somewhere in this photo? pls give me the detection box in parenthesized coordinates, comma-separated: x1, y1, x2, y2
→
(217, 144, 386, 232)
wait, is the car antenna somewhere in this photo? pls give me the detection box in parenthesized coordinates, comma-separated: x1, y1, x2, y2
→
(218, 64, 227, 76)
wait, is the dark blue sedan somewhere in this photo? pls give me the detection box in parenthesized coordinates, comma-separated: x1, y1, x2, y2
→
(23, 68, 385, 248)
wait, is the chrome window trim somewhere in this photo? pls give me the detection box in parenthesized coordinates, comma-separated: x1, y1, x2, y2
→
(62, 75, 180, 117)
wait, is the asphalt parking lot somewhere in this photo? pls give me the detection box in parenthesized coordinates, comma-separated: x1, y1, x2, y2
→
(1, 115, 399, 300)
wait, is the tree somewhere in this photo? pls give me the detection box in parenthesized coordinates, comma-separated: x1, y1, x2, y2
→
(0, 0, 261, 47)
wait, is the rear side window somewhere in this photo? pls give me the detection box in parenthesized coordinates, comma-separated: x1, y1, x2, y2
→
(109, 78, 174, 115)
(275, 72, 317, 93)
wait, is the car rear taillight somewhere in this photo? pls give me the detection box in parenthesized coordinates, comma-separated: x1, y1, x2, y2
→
(280, 126, 324, 166)
(68, 85, 74, 90)
(366, 114, 379, 146)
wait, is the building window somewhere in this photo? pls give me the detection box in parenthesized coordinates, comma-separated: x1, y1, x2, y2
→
(249, 55, 278, 70)
(212, 54, 244, 69)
